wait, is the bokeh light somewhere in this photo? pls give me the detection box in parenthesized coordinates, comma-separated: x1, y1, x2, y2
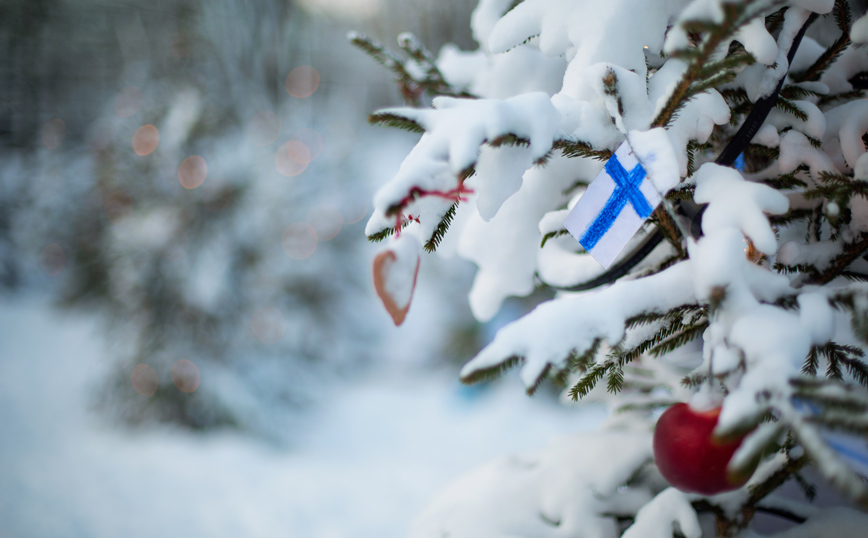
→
(291, 129, 323, 160)
(105, 190, 133, 222)
(115, 86, 143, 118)
(178, 155, 207, 189)
(282, 222, 317, 259)
(247, 111, 281, 146)
(132, 124, 159, 156)
(250, 307, 286, 344)
(307, 203, 343, 241)
(285, 65, 320, 98)
(131, 364, 159, 396)
(41, 118, 65, 149)
(275, 140, 311, 177)
(172, 359, 200, 393)
(40, 243, 65, 276)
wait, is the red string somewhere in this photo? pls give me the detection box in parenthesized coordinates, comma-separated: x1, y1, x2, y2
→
(391, 184, 474, 237)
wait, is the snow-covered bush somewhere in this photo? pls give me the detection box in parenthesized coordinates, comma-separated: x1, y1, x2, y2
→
(356, 0, 868, 535)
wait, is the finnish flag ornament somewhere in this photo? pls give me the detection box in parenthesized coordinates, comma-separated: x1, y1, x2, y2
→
(564, 141, 662, 268)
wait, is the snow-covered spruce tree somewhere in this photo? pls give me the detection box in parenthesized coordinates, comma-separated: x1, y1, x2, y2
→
(354, 0, 868, 536)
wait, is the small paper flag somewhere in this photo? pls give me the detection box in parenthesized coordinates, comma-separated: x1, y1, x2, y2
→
(564, 141, 662, 268)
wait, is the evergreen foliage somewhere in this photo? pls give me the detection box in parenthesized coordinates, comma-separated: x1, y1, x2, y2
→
(359, 0, 868, 536)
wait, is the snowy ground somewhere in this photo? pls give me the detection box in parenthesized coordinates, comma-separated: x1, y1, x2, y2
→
(0, 299, 604, 538)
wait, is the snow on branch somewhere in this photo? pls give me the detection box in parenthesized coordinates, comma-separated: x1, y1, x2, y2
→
(365, 93, 560, 243)
(460, 260, 698, 389)
(408, 431, 655, 538)
(621, 488, 701, 538)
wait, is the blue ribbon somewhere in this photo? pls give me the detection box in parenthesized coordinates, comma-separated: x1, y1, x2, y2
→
(580, 154, 651, 251)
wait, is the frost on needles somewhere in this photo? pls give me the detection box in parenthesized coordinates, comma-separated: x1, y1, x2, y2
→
(353, 0, 868, 536)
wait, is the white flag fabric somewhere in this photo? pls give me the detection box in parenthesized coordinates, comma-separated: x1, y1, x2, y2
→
(564, 141, 662, 268)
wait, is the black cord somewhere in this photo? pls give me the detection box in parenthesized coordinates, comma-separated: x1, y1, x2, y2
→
(754, 504, 808, 524)
(546, 15, 816, 293)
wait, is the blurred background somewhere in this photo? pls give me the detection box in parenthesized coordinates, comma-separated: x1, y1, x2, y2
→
(0, 1, 599, 536)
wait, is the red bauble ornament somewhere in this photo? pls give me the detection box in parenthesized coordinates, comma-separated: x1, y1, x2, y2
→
(653, 403, 757, 495)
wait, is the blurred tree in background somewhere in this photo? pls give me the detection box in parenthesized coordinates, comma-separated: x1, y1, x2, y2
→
(0, 0, 477, 439)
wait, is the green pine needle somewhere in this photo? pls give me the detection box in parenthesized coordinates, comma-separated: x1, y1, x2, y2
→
(461, 355, 523, 385)
(832, 0, 852, 34)
(649, 321, 709, 357)
(424, 203, 458, 253)
(552, 139, 612, 161)
(526, 364, 553, 396)
(368, 112, 425, 134)
(774, 98, 809, 122)
(606, 364, 625, 394)
(540, 229, 571, 248)
(794, 473, 818, 502)
(569, 361, 611, 401)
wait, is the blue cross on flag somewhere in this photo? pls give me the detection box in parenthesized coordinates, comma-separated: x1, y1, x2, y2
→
(564, 141, 662, 268)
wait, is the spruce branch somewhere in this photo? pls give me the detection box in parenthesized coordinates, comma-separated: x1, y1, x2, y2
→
(396, 32, 474, 100)
(806, 342, 866, 383)
(791, 377, 868, 411)
(648, 206, 686, 256)
(803, 346, 820, 376)
(649, 321, 708, 357)
(461, 355, 523, 385)
(809, 233, 868, 285)
(666, 183, 696, 201)
(526, 364, 553, 396)
(779, 84, 825, 101)
(552, 139, 612, 161)
(805, 172, 868, 201)
(653, 2, 762, 128)
(832, 0, 853, 33)
(842, 355, 868, 387)
(774, 98, 809, 122)
(607, 363, 625, 394)
(602, 68, 625, 122)
(687, 70, 738, 99)
(807, 411, 868, 434)
(569, 361, 611, 401)
(744, 455, 810, 510)
(368, 111, 425, 133)
(681, 371, 708, 388)
(367, 221, 408, 243)
(793, 4, 851, 83)
(760, 171, 806, 191)
(696, 51, 755, 80)
(817, 89, 865, 107)
(489, 133, 531, 149)
(765, 7, 787, 34)
(793, 472, 818, 502)
(566, 338, 603, 373)
(615, 309, 705, 364)
(423, 202, 458, 253)
(625, 311, 668, 328)
(349, 32, 423, 105)
(540, 229, 571, 248)
(350, 32, 476, 105)
(769, 207, 813, 226)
